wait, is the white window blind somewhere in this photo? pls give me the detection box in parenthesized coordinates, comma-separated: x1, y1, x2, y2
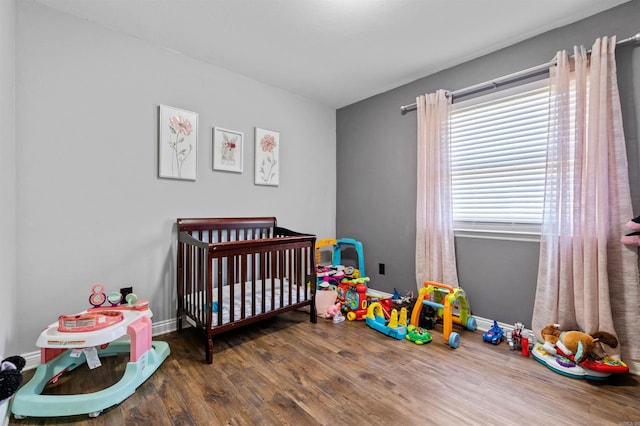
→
(450, 80, 550, 235)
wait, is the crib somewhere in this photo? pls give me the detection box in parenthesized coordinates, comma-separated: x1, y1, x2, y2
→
(176, 217, 317, 363)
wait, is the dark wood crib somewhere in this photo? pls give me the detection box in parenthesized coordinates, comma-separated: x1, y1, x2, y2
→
(176, 217, 317, 363)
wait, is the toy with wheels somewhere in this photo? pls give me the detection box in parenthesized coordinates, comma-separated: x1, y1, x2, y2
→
(338, 277, 370, 321)
(483, 320, 505, 345)
(409, 281, 476, 348)
(11, 304, 169, 419)
(365, 302, 408, 340)
(406, 325, 432, 345)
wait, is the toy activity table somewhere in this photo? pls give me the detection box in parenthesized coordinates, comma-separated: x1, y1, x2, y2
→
(11, 306, 170, 419)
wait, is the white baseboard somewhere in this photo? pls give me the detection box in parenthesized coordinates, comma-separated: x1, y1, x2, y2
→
(1, 402, 8, 426)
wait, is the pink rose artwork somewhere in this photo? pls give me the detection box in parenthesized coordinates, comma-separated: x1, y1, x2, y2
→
(258, 131, 278, 184)
(168, 115, 193, 178)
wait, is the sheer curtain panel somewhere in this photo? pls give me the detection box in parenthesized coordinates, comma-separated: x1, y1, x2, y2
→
(416, 90, 459, 288)
(532, 37, 640, 364)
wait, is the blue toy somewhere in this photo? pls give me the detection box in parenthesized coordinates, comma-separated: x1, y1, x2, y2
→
(333, 238, 365, 277)
(483, 320, 505, 345)
(365, 302, 407, 340)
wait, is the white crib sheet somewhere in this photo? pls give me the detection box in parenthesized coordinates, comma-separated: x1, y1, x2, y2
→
(188, 279, 303, 327)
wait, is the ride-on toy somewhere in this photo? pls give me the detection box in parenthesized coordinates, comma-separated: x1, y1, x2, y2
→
(409, 281, 476, 348)
(11, 302, 169, 419)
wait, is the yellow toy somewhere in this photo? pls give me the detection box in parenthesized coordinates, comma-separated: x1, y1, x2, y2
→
(409, 281, 476, 348)
(315, 238, 337, 266)
(366, 302, 408, 340)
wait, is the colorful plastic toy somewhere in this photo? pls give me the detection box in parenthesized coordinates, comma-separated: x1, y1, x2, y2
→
(482, 320, 504, 345)
(11, 304, 169, 419)
(531, 342, 628, 380)
(88, 283, 107, 308)
(506, 322, 531, 353)
(316, 265, 345, 289)
(365, 302, 407, 340)
(406, 325, 432, 345)
(339, 277, 370, 321)
(315, 238, 337, 267)
(333, 238, 365, 277)
(57, 311, 124, 333)
(409, 281, 476, 348)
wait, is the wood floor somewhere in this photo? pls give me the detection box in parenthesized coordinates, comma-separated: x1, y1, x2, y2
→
(8, 310, 640, 425)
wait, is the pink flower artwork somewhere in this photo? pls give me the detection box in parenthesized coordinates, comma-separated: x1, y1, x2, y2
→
(255, 128, 279, 186)
(167, 115, 194, 178)
(159, 105, 198, 180)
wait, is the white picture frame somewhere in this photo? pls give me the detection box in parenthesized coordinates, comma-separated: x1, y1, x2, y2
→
(213, 127, 244, 173)
(158, 105, 198, 181)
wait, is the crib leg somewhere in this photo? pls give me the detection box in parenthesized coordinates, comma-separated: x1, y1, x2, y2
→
(310, 295, 317, 324)
(206, 339, 214, 364)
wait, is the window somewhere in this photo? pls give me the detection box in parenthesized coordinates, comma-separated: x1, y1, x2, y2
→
(450, 80, 550, 239)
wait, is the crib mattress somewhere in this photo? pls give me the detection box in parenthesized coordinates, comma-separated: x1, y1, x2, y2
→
(187, 279, 304, 327)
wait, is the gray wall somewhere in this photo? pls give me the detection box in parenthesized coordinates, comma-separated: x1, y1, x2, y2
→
(336, 1, 640, 327)
(13, 2, 336, 355)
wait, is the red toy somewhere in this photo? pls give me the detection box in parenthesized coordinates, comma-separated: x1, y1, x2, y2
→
(339, 277, 370, 321)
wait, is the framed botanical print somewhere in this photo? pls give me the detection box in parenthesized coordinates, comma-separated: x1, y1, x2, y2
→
(254, 127, 279, 186)
(158, 105, 198, 180)
(213, 127, 243, 173)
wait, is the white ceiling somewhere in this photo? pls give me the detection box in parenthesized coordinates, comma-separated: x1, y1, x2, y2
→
(34, 0, 631, 109)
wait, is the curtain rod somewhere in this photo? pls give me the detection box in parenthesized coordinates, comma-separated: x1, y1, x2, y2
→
(400, 32, 640, 114)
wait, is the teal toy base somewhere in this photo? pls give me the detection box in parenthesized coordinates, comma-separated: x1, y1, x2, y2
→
(11, 340, 170, 418)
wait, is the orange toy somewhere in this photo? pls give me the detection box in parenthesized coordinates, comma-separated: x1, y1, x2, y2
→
(410, 281, 476, 348)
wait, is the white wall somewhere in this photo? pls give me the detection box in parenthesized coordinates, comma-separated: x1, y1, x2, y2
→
(14, 2, 336, 355)
(0, 0, 16, 421)
(0, 0, 16, 358)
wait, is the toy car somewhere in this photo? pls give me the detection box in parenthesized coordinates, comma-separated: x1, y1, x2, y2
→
(406, 325, 432, 345)
(482, 320, 504, 345)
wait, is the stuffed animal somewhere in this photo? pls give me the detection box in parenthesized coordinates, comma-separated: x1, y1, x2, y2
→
(325, 302, 342, 318)
(540, 323, 618, 363)
(326, 302, 345, 323)
(0, 355, 26, 402)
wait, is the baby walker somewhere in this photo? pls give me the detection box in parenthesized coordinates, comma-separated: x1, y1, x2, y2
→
(409, 281, 477, 348)
(11, 287, 170, 419)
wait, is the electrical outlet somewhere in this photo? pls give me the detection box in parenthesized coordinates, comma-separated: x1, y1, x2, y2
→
(379, 263, 385, 275)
